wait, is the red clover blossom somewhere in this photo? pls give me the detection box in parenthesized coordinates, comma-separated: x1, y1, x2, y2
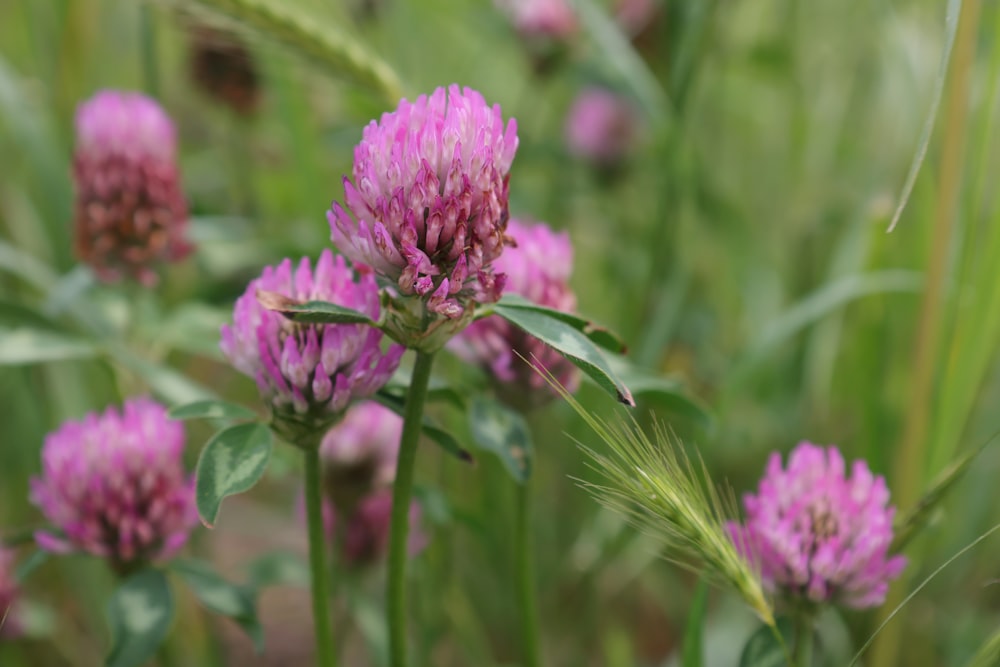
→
(73, 90, 191, 285)
(328, 85, 518, 350)
(30, 399, 197, 570)
(220, 250, 403, 441)
(729, 442, 906, 609)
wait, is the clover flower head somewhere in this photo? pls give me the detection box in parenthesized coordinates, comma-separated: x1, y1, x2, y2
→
(729, 442, 907, 609)
(220, 250, 403, 439)
(30, 399, 197, 569)
(328, 85, 518, 349)
(452, 219, 580, 409)
(73, 90, 190, 284)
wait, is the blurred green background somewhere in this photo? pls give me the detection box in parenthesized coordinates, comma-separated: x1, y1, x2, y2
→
(2, 0, 1000, 665)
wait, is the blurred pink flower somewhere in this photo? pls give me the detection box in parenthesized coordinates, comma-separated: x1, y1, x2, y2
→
(73, 90, 190, 285)
(328, 85, 518, 346)
(729, 442, 906, 609)
(495, 0, 578, 40)
(0, 548, 20, 638)
(615, 0, 659, 36)
(30, 399, 197, 569)
(335, 491, 427, 567)
(320, 402, 402, 511)
(565, 87, 639, 167)
(452, 219, 580, 409)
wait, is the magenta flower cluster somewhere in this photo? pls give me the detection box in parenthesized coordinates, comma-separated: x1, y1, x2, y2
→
(30, 399, 197, 568)
(221, 250, 403, 425)
(453, 219, 580, 408)
(73, 90, 190, 285)
(729, 442, 906, 609)
(329, 85, 519, 325)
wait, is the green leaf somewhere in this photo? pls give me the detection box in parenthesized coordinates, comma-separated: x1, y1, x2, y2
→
(373, 391, 474, 463)
(607, 355, 712, 428)
(195, 423, 273, 527)
(494, 294, 628, 354)
(491, 304, 635, 406)
(155, 303, 230, 359)
(14, 550, 48, 583)
(739, 618, 793, 667)
(0, 301, 62, 330)
(169, 400, 258, 422)
(892, 436, 993, 552)
(112, 350, 217, 404)
(468, 396, 533, 483)
(0, 328, 99, 365)
(681, 580, 709, 667)
(245, 551, 311, 589)
(886, 0, 963, 232)
(256, 290, 375, 325)
(171, 559, 264, 653)
(106, 569, 174, 667)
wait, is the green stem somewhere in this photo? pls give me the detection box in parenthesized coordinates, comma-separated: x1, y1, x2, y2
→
(140, 4, 159, 97)
(516, 480, 541, 667)
(387, 350, 436, 667)
(304, 446, 338, 667)
(793, 611, 814, 667)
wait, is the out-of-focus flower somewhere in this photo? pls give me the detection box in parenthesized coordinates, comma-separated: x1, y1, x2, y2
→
(30, 399, 197, 571)
(615, 0, 659, 36)
(188, 26, 261, 116)
(322, 491, 426, 568)
(221, 250, 403, 442)
(452, 219, 580, 410)
(729, 442, 907, 609)
(565, 87, 640, 168)
(494, 0, 578, 41)
(73, 90, 191, 285)
(328, 85, 518, 350)
(320, 402, 402, 512)
(0, 548, 19, 638)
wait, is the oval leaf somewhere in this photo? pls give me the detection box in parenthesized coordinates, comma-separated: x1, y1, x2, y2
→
(739, 618, 793, 667)
(106, 569, 174, 667)
(169, 400, 257, 422)
(171, 559, 263, 653)
(492, 305, 634, 406)
(468, 396, 533, 483)
(256, 290, 374, 325)
(195, 423, 273, 527)
(495, 294, 627, 354)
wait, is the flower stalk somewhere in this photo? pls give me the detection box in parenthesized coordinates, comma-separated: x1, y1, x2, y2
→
(516, 480, 541, 667)
(304, 442, 338, 667)
(387, 350, 436, 667)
